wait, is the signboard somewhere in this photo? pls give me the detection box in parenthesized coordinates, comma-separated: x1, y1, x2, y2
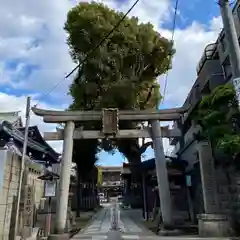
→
(44, 181, 56, 197)
(22, 185, 34, 237)
(102, 108, 119, 134)
(233, 77, 240, 103)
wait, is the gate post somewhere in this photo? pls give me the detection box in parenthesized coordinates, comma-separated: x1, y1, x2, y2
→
(151, 120, 172, 227)
(55, 121, 75, 234)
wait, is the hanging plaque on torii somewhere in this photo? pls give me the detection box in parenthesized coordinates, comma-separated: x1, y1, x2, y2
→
(102, 108, 119, 136)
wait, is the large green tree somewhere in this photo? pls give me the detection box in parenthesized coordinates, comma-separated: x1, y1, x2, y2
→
(65, 2, 174, 170)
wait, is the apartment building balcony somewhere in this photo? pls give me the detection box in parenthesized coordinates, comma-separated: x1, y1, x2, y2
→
(170, 44, 224, 149)
(197, 44, 217, 74)
(183, 45, 224, 118)
(197, 43, 224, 89)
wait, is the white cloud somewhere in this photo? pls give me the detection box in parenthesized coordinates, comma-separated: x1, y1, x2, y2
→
(0, 0, 172, 101)
(0, 0, 224, 158)
(210, 16, 223, 32)
(0, 0, 75, 103)
(159, 21, 221, 106)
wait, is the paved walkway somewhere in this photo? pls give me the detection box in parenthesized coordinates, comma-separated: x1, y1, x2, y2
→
(72, 202, 156, 239)
(71, 203, 229, 240)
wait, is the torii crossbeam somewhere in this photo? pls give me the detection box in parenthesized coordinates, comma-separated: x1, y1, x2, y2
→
(32, 107, 185, 122)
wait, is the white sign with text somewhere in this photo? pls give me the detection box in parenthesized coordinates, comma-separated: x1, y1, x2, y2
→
(44, 181, 56, 197)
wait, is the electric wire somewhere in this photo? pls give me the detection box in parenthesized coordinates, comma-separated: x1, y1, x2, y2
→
(34, 0, 140, 107)
(142, 0, 180, 107)
(162, 0, 179, 104)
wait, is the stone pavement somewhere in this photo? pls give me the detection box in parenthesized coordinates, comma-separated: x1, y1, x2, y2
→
(72, 202, 154, 240)
(71, 202, 229, 240)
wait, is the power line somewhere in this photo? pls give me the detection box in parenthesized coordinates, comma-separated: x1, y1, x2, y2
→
(35, 76, 66, 106)
(143, 0, 179, 107)
(35, 0, 140, 106)
(162, 0, 180, 103)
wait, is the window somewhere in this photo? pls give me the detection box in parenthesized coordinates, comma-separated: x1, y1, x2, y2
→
(222, 56, 232, 80)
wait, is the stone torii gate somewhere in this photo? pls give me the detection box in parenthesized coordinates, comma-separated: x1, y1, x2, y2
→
(32, 107, 185, 233)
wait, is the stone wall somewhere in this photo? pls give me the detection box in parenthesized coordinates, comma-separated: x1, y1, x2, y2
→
(0, 150, 20, 239)
(0, 149, 44, 240)
(216, 167, 240, 216)
(189, 163, 240, 216)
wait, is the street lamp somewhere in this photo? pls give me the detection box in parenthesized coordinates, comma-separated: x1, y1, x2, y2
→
(38, 171, 60, 237)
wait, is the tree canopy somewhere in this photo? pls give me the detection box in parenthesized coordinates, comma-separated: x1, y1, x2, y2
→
(64, 2, 174, 170)
(193, 83, 240, 165)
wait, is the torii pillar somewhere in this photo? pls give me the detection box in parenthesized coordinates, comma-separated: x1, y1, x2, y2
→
(151, 120, 172, 227)
(55, 121, 75, 234)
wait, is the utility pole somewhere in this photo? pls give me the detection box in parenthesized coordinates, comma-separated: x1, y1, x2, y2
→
(219, 0, 240, 100)
(14, 96, 31, 240)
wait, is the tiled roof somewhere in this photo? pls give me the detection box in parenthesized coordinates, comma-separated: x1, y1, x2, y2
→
(0, 120, 59, 163)
(0, 111, 22, 126)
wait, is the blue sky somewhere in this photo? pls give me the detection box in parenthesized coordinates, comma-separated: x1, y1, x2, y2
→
(0, 0, 224, 166)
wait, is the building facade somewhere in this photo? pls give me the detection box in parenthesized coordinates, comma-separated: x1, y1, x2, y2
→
(0, 149, 44, 239)
(101, 166, 122, 187)
(171, 1, 240, 166)
(98, 166, 123, 198)
(0, 111, 60, 239)
(168, 1, 240, 236)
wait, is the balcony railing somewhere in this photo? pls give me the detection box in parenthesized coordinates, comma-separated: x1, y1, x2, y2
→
(196, 43, 217, 75)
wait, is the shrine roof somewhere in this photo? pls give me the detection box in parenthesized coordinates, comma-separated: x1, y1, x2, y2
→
(0, 121, 60, 163)
(141, 158, 188, 172)
(123, 157, 188, 171)
(98, 166, 122, 172)
(18, 125, 60, 160)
